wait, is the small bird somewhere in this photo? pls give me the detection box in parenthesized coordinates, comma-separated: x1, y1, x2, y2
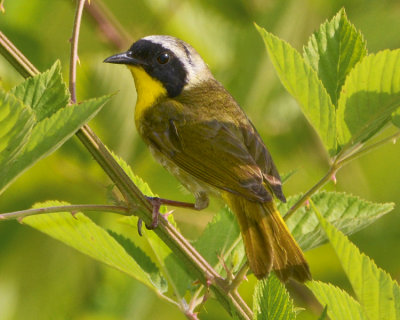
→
(104, 35, 311, 282)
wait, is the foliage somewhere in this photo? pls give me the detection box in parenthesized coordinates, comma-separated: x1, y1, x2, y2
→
(256, 9, 400, 157)
(0, 3, 399, 320)
(308, 202, 400, 320)
(281, 191, 394, 251)
(0, 62, 109, 194)
(253, 273, 296, 320)
(24, 201, 166, 292)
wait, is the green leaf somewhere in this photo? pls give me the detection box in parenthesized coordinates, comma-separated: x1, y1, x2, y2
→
(163, 253, 193, 297)
(23, 201, 159, 292)
(107, 230, 168, 292)
(313, 204, 400, 320)
(0, 90, 34, 167)
(112, 154, 193, 297)
(194, 206, 240, 267)
(279, 191, 394, 251)
(0, 95, 109, 194)
(253, 273, 296, 320)
(337, 49, 400, 148)
(392, 108, 400, 128)
(110, 152, 159, 199)
(11, 61, 69, 121)
(307, 281, 367, 320)
(256, 24, 336, 155)
(303, 9, 367, 106)
(318, 306, 328, 320)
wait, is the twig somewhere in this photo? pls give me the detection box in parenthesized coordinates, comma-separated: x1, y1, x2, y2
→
(0, 31, 38, 77)
(283, 166, 337, 221)
(336, 130, 400, 167)
(84, 0, 131, 50)
(229, 262, 249, 292)
(284, 129, 400, 221)
(0, 204, 133, 221)
(69, 0, 86, 103)
(156, 291, 182, 309)
(188, 285, 205, 313)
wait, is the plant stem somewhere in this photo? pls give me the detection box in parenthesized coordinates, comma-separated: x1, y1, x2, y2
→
(0, 204, 132, 221)
(156, 292, 181, 309)
(283, 165, 337, 221)
(0, 31, 38, 77)
(284, 129, 400, 221)
(69, 0, 86, 103)
(84, 0, 131, 50)
(336, 130, 400, 167)
(229, 262, 250, 292)
(188, 285, 204, 313)
(0, 19, 252, 320)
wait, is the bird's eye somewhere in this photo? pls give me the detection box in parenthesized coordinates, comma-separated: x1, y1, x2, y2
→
(157, 52, 170, 64)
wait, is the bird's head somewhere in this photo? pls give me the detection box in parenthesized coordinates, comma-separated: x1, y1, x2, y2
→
(104, 35, 212, 99)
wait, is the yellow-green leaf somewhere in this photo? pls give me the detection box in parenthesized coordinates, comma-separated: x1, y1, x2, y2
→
(313, 204, 400, 320)
(337, 49, 400, 148)
(0, 95, 109, 194)
(253, 273, 296, 320)
(308, 281, 367, 320)
(303, 8, 367, 106)
(23, 201, 159, 291)
(279, 191, 393, 251)
(0, 89, 34, 167)
(11, 61, 69, 121)
(256, 24, 336, 155)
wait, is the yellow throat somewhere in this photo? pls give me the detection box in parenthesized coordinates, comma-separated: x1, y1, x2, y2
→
(128, 66, 167, 126)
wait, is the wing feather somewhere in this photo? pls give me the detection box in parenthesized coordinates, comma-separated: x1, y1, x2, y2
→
(139, 82, 285, 203)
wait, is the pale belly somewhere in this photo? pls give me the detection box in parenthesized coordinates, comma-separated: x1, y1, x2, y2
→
(148, 144, 216, 210)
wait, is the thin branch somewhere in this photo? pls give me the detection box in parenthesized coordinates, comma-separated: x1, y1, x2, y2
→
(156, 291, 182, 309)
(284, 129, 400, 221)
(0, 204, 133, 221)
(69, 0, 86, 103)
(84, 0, 131, 50)
(283, 166, 337, 221)
(145, 220, 187, 309)
(0, 31, 38, 77)
(188, 285, 205, 313)
(336, 130, 400, 167)
(229, 262, 249, 292)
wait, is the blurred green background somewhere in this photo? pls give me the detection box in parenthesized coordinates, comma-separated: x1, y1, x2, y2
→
(1, 0, 399, 319)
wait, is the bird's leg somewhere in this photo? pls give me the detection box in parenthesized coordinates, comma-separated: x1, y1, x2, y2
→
(137, 193, 209, 236)
(147, 196, 196, 212)
(144, 196, 192, 231)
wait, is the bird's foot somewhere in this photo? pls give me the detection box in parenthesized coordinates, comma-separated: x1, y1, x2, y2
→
(137, 196, 196, 236)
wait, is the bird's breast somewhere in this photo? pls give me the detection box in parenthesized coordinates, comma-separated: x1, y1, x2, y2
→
(128, 65, 168, 128)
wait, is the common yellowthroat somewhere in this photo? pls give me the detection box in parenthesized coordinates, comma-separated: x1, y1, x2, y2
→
(104, 35, 311, 282)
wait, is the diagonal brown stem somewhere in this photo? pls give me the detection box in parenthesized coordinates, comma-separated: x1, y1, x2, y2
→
(83, 0, 131, 50)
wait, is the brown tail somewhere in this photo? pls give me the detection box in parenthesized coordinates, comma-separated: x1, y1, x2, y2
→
(224, 192, 311, 282)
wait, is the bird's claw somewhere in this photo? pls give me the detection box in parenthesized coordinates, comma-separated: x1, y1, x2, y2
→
(136, 196, 196, 236)
(137, 197, 162, 236)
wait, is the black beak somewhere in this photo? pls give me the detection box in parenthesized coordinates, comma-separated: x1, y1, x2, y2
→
(103, 51, 146, 66)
